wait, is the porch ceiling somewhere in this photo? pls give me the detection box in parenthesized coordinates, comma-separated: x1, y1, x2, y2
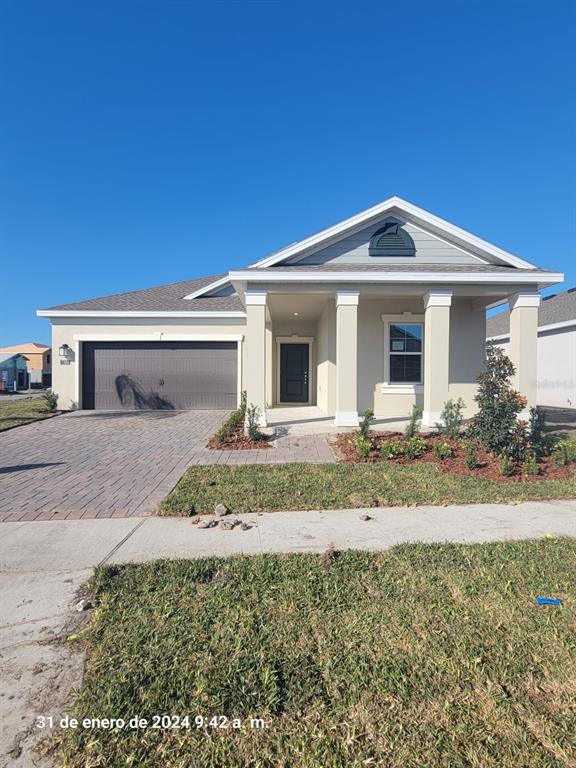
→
(267, 294, 329, 323)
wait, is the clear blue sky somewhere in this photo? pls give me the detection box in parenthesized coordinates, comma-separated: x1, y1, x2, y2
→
(1, 0, 574, 346)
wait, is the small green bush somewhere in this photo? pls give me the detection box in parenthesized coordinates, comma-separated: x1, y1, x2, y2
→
(499, 455, 515, 477)
(553, 438, 576, 466)
(245, 403, 264, 441)
(214, 391, 247, 444)
(406, 436, 428, 460)
(463, 441, 479, 470)
(522, 454, 540, 476)
(379, 439, 405, 460)
(528, 406, 553, 458)
(359, 409, 375, 438)
(404, 405, 422, 438)
(433, 441, 453, 460)
(350, 433, 373, 460)
(42, 390, 58, 412)
(439, 398, 465, 440)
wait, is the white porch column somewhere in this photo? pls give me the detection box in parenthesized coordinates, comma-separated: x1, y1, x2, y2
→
(422, 291, 452, 427)
(334, 290, 359, 427)
(245, 290, 267, 426)
(508, 292, 540, 415)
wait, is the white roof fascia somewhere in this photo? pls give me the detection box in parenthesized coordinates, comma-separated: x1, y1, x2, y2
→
(229, 269, 564, 286)
(248, 196, 538, 270)
(36, 310, 247, 318)
(182, 276, 232, 300)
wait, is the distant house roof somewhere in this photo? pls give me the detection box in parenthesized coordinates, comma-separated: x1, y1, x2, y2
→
(37, 275, 245, 314)
(487, 288, 576, 337)
(0, 342, 49, 353)
(0, 353, 28, 367)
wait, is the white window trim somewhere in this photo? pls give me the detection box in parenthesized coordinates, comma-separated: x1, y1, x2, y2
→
(381, 313, 424, 394)
(275, 336, 314, 406)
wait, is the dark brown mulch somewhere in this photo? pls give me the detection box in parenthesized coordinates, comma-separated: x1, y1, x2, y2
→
(334, 432, 575, 483)
(208, 424, 272, 451)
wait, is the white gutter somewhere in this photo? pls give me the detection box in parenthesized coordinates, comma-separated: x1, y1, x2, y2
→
(36, 310, 247, 318)
(228, 270, 564, 285)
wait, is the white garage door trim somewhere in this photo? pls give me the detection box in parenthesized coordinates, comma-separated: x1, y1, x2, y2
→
(72, 334, 244, 409)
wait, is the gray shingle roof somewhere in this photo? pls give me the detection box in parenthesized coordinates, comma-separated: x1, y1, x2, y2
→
(41, 275, 245, 313)
(487, 288, 576, 337)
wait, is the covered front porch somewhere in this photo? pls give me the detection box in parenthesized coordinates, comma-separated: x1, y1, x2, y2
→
(243, 286, 541, 429)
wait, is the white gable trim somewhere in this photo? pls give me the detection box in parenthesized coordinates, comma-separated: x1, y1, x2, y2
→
(249, 196, 537, 270)
(183, 276, 231, 300)
(36, 310, 246, 318)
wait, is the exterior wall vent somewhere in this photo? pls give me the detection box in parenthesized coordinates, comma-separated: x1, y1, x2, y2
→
(369, 221, 416, 257)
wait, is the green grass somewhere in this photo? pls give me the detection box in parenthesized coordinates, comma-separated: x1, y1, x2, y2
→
(0, 396, 56, 431)
(58, 539, 576, 767)
(158, 462, 576, 515)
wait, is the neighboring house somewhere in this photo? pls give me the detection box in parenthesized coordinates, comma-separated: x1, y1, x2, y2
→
(487, 288, 576, 409)
(0, 342, 52, 387)
(37, 197, 563, 426)
(0, 354, 29, 392)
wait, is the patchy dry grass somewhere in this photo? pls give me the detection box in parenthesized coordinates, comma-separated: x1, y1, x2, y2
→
(0, 396, 56, 432)
(58, 539, 576, 767)
(158, 462, 576, 516)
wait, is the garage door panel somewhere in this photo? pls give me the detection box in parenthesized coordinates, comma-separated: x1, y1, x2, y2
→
(82, 342, 237, 410)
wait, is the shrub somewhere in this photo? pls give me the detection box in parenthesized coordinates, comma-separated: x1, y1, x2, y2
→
(439, 398, 465, 440)
(379, 439, 405, 460)
(499, 455, 515, 477)
(522, 454, 540, 476)
(553, 438, 576, 466)
(528, 406, 553, 458)
(406, 436, 428, 460)
(404, 405, 422, 439)
(471, 343, 526, 456)
(214, 391, 247, 444)
(434, 441, 453, 460)
(245, 404, 264, 442)
(350, 433, 373, 460)
(42, 390, 58, 412)
(359, 409, 375, 438)
(463, 441, 479, 470)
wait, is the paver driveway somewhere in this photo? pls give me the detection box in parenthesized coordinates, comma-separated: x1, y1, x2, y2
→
(0, 410, 229, 521)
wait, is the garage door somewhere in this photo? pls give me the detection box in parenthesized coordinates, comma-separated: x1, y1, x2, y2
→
(82, 341, 237, 410)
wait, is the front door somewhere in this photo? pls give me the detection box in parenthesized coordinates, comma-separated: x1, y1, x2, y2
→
(280, 343, 309, 403)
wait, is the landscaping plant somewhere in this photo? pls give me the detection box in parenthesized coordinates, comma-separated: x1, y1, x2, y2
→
(527, 406, 553, 458)
(379, 439, 405, 460)
(471, 343, 526, 457)
(245, 403, 264, 441)
(463, 441, 479, 470)
(42, 389, 58, 412)
(406, 436, 428, 459)
(214, 391, 247, 445)
(359, 408, 375, 438)
(404, 404, 422, 438)
(499, 455, 514, 477)
(522, 454, 539, 476)
(350, 433, 372, 460)
(433, 441, 453, 460)
(553, 438, 576, 466)
(438, 398, 465, 439)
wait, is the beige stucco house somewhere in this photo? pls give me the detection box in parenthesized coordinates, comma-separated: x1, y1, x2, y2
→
(38, 197, 563, 427)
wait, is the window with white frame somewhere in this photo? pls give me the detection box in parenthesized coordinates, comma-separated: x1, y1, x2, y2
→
(388, 323, 423, 383)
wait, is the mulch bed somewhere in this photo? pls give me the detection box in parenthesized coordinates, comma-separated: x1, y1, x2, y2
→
(334, 432, 574, 483)
(208, 424, 272, 451)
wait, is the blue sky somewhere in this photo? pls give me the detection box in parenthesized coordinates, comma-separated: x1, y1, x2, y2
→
(1, 0, 574, 346)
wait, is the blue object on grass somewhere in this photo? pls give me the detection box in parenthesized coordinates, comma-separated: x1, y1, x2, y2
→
(536, 597, 562, 606)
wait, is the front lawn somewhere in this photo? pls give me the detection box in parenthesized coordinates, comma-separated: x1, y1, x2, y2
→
(158, 462, 576, 515)
(0, 396, 56, 432)
(58, 539, 575, 767)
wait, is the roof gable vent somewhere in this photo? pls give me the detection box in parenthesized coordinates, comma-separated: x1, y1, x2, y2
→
(369, 221, 416, 257)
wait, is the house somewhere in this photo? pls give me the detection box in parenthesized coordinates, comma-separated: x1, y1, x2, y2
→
(0, 342, 52, 387)
(37, 197, 563, 426)
(487, 288, 576, 409)
(0, 354, 29, 392)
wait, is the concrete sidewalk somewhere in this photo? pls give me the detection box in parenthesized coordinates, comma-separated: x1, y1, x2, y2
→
(1, 500, 574, 767)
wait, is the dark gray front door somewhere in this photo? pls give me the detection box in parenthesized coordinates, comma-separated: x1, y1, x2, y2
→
(280, 343, 309, 403)
(82, 341, 237, 410)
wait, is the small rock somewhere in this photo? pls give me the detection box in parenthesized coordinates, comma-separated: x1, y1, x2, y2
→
(359, 514, 372, 522)
(219, 520, 235, 530)
(75, 598, 92, 612)
(214, 503, 230, 516)
(197, 519, 216, 529)
(189, 516, 200, 525)
(240, 523, 252, 531)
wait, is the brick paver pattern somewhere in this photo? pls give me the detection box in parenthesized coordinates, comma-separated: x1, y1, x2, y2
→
(0, 411, 336, 522)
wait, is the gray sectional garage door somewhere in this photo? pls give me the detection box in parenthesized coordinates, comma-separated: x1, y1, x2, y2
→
(82, 341, 237, 410)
